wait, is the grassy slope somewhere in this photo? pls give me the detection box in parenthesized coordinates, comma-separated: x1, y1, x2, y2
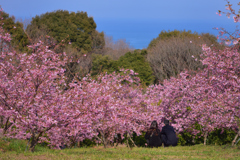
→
(0, 138, 240, 160)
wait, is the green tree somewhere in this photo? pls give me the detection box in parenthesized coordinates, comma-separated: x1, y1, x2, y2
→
(25, 10, 105, 84)
(91, 54, 117, 76)
(117, 50, 154, 86)
(26, 10, 104, 53)
(91, 50, 155, 86)
(0, 11, 29, 52)
(148, 30, 220, 49)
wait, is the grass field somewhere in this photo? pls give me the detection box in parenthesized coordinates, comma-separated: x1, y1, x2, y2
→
(0, 138, 240, 160)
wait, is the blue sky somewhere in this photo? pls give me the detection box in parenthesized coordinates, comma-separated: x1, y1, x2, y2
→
(1, 0, 239, 49)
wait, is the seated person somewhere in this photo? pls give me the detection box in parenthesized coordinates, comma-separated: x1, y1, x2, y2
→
(161, 119, 178, 147)
(145, 120, 162, 147)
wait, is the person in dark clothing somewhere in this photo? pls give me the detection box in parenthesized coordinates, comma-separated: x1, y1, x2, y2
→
(161, 119, 178, 147)
(145, 120, 162, 147)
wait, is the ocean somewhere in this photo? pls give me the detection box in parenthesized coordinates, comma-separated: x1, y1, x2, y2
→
(95, 18, 238, 49)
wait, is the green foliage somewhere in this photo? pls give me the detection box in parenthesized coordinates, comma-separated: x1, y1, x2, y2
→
(117, 50, 155, 85)
(91, 54, 118, 76)
(207, 129, 236, 145)
(148, 30, 219, 49)
(178, 132, 203, 146)
(178, 127, 237, 146)
(1, 11, 29, 52)
(91, 50, 155, 85)
(157, 99, 162, 106)
(178, 123, 203, 146)
(80, 139, 96, 147)
(186, 106, 192, 111)
(26, 10, 104, 52)
(132, 132, 147, 147)
(0, 138, 27, 153)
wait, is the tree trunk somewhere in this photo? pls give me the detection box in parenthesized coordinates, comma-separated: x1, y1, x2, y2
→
(100, 131, 107, 148)
(29, 136, 37, 152)
(203, 132, 208, 145)
(0, 116, 3, 127)
(77, 141, 81, 147)
(127, 133, 137, 147)
(103, 139, 108, 148)
(126, 137, 129, 148)
(232, 130, 240, 146)
(29, 132, 43, 152)
(3, 117, 12, 134)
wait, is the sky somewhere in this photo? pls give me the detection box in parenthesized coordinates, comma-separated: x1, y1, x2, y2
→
(1, 0, 239, 49)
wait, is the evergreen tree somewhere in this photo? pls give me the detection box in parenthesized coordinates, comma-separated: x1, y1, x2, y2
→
(91, 50, 155, 86)
(0, 11, 29, 52)
(26, 10, 104, 52)
(148, 30, 219, 49)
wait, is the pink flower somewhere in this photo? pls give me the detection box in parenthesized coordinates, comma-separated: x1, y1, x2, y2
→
(13, 26, 16, 29)
(69, 42, 71, 44)
(227, 13, 231, 19)
(233, 40, 238, 45)
(233, 16, 239, 23)
(226, 6, 230, 10)
(225, 41, 231, 45)
(84, 54, 86, 56)
(190, 41, 192, 43)
(216, 12, 222, 16)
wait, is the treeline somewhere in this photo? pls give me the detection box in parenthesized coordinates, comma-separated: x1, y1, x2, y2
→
(1, 10, 223, 85)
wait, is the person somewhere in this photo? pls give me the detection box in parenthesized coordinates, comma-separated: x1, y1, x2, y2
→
(161, 119, 178, 147)
(145, 120, 162, 147)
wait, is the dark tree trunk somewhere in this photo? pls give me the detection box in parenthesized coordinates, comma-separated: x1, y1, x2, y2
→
(3, 117, 12, 134)
(29, 132, 43, 152)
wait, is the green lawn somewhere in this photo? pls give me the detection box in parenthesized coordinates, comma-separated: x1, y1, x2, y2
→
(0, 139, 240, 160)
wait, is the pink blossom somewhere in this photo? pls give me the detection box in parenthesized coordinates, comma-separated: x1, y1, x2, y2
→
(226, 6, 230, 10)
(233, 40, 239, 45)
(225, 41, 231, 45)
(216, 12, 222, 16)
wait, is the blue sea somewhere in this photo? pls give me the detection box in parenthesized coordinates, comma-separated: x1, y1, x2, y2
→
(95, 18, 238, 49)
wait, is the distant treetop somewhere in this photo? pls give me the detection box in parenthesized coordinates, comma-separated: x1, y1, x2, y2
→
(0, 11, 29, 52)
(148, 30, 219, 49)
(26, 10, 104, 52)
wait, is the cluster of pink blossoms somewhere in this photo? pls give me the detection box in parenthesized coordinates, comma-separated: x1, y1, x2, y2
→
(1, 3, 240, 151)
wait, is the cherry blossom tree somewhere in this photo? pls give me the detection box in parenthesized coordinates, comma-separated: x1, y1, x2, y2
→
(216, 0, 240, 45)
(63, 70, 147, 148)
